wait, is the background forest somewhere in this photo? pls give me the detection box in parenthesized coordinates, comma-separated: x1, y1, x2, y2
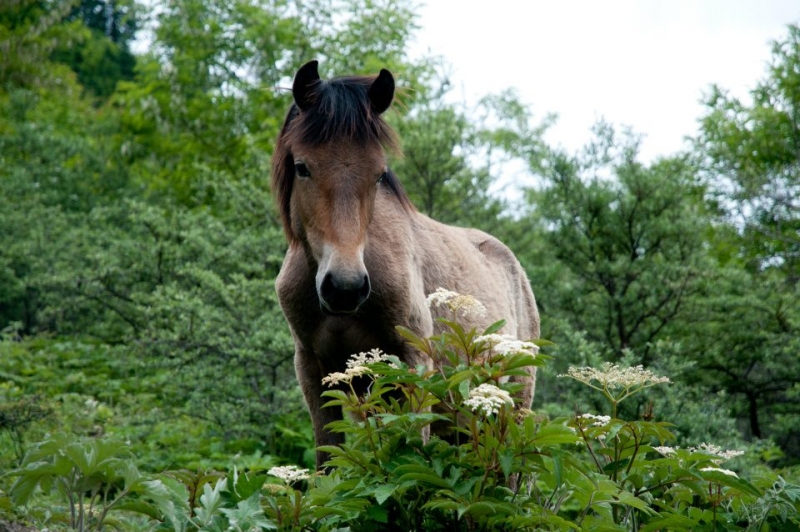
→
(0, 0, 798, 528)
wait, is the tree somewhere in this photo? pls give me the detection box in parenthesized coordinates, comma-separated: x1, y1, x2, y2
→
(693, 24, 800, 462)
(0, 0, 85, 89)
(524, 122, 708, 362)
(697, 24, 800, 281)
(51, 0, 139, 99)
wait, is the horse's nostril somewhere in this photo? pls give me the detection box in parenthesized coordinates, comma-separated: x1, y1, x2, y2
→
(321, 272, 336, 302)
(320, 271, 370, 313)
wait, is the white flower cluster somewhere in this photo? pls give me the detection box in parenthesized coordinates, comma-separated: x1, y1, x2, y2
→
(700, 466, 739, 478)
(463, 383, 513, 416)
(690, 442, 745, 462)
(559, 362, 671, 390)
(578, 413, 611, 427)
(321, 348, 395, 387)
(268, 465, 310, 483)
(653, 446, 678, 456)
(475, 333, 539, 358)
(426, 287, 487, 319)
(654, 443, 744, 468)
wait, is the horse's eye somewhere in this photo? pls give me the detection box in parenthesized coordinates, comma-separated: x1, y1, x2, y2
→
(295, 162, 311, 178)
(377, 172, 387, 184)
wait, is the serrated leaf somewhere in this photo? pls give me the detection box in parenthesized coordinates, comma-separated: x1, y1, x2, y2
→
(614, 489, 657, 516)
(372, 484, 396, 505)
(195, 478, 227, 525)
(532, 424, 580, 446)
(448, 370, 476, 390)
(698, 469, 762, 497)
(498, 449, 514, 478)
(220, 492, 274, 530)
(233, 471, 267, 501)
(481, 320, 507, 336)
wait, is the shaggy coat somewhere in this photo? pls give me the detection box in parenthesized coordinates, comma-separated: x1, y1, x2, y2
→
(272, 61, 540, 469)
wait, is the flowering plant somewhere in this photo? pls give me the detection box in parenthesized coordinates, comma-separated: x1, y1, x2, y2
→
(9, 290, 799, 531)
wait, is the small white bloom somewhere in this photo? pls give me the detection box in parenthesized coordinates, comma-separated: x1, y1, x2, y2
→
(268, 465, 310, 483)
(475, 333, 509, 345)
(346, 348, 396, 369)
(321, 371, 350, 386)
(579, 413, 611, 427)
(559, 363, 671, 389)
(463, 383, 513, 416)
(701, 466, 738, 478)
(654, 446, 678, 456)
(690, 443, 744, 462)
(477, 334, 538, 358)
(426, 287, 487, 319)
(321, 348, 396, 387)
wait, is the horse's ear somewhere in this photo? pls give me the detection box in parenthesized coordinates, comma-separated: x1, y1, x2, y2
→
(368, 68, 394, 114)
(293, 60, 321, 111)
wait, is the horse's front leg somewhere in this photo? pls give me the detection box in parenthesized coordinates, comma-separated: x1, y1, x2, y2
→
(295, 349, 344, 470)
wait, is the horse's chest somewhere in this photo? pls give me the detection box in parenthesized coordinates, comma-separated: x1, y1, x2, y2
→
(310, 317, 384, 367)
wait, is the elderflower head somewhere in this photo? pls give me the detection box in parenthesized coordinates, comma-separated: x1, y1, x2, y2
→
(463, 383, 513, 416)
(268, 465, 310, 484)
(426, 288, 487, 319)
(475, 333, 539, 358)
(690, 442, 744, 462)
(321, 348, 395, 387)
(578, 413, 611, 427)
(653, 446, 678, 456)
(559, 362, 671, 390)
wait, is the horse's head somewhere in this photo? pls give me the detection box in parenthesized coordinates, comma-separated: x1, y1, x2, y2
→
(272, 61, 411, 314)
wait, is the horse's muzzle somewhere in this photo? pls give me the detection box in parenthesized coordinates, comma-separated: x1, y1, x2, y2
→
(319, 271, 371, 314)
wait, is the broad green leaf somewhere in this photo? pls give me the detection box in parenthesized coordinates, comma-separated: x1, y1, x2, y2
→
(613, 489, 658, 516)
(194, 478, 227, 525)
(698, 469, 762, 497)
(372, 484, 396, 505)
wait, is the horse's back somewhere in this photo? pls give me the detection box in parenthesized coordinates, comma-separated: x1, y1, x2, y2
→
(413, 214, 540, 341)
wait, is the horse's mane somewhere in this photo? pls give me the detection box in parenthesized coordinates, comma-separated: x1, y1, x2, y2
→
(271, 74, 414, 242)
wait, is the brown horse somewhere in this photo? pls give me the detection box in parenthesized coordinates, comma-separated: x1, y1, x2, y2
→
(271, 60, 540, 469)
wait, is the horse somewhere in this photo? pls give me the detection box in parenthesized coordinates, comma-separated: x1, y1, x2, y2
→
(271, 60, 540, 469)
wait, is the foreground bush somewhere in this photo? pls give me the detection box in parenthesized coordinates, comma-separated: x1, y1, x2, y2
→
(7, 300, 800, 531)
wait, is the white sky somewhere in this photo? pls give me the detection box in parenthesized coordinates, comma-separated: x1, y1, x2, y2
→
(409, 1, 800, 163)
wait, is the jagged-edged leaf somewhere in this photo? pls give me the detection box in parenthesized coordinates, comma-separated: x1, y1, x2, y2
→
(371, 484, 397, 505)
(481, 320, 507, 336)
(194, 478, 227, 525)
(220, 492, 274, 530)
(613, 489, 658, 516)
(136, 478, 190, 532)
(532, 423, 581, 446)
(698, 469, 762, 497)
(232, 470, 267, 501)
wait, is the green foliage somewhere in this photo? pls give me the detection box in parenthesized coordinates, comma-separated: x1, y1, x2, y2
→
(697, 24, 800, 278)
(51, 0, 139, 100)
(2, 0, 800, 527)
(390, 90, 550, 231)
(526, 122, 709, 360)
(0, 0, 86, 90)
(9, 317, 799, 531)
(9, 433, 160, 531)
(692, 23, 800, 463)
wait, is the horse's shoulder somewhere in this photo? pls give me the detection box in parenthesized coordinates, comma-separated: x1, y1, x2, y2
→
(276, 244, 313, 304)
